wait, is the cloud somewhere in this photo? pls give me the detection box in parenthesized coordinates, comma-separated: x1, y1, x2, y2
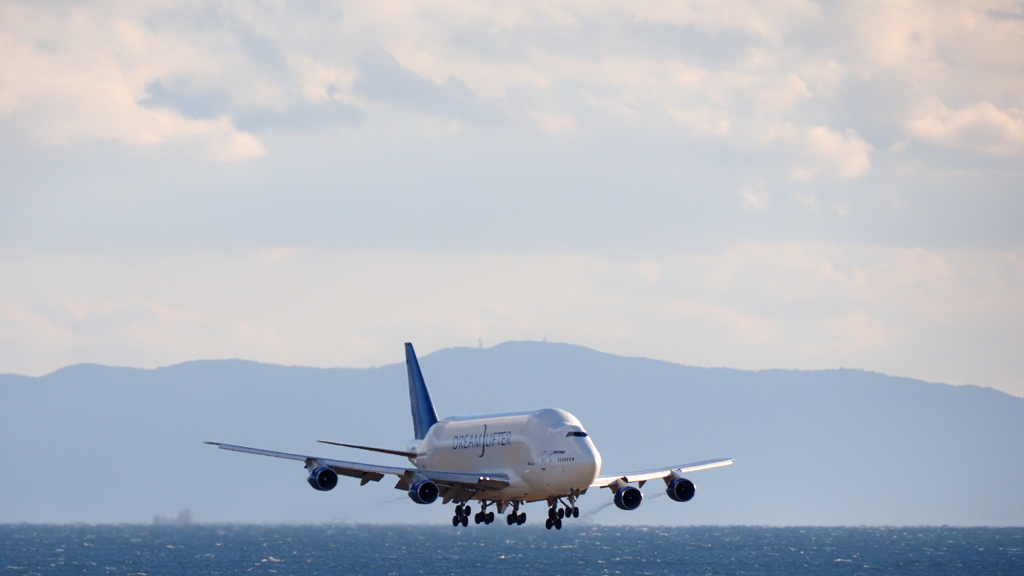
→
(668, 106, 731, 136)
(0, 304, 78, 350)
(630, 0, 822, 40)
(816, 311, 891, 355)
(908, 100, 1024, 156)
(744, 122, 873, 180)
(9, 244, 1023, 396)
(353, 49, 495, 122)
(1, 0, 1019, 174)
(0, 3, 265, 160)
(139, 81, 233, 120)
(199, 118, 267, 160)
(798, 126, 874, 179)
(987, 8, 1024, 21)
(739, 185, 771, 211)
(1, 0, 1023, 403)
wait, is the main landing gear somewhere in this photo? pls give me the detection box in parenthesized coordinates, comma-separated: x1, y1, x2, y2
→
(452, 501, 526, 527)
(452, 497, 579, 529)
(453, 495, 580, 529)
(544, 496, 580, 530)
(452, 504, 470, 527)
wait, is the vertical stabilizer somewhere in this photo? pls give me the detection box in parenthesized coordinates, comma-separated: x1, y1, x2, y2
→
(405, 343, 439, 440)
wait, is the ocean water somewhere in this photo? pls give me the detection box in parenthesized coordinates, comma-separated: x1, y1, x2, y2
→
(2, 525, 1021, 576)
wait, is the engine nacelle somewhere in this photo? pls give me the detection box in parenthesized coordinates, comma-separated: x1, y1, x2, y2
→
(307, 466, 339, 491)
(666, 477, 696, 502)
(408, 479, 439, 504)
(613, 485, 643, 510)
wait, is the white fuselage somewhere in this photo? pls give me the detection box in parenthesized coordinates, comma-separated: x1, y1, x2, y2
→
(411, 408, 602, 502)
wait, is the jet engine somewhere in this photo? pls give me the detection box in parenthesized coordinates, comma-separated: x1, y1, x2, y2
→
(613, 485, 643, 510)
(408, 479, 439, 504)
(666, 477, 696, 502)
(306, 466, 339, 491)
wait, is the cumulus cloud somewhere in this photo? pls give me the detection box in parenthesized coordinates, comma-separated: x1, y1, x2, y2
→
(2, 0, 1020, 170)
(798, 126, 874, 180)
(743, 122, 873, 180)
(908, 100, 1024, 155)
(0, 2, 264, 160)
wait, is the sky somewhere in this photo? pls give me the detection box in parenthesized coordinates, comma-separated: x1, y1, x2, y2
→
(1, 0, 1022, 397)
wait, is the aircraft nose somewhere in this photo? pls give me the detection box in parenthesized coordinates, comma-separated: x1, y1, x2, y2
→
(568, 441, 601, 486)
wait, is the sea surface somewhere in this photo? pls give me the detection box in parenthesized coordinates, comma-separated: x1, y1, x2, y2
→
(1, 525, 1021, 576)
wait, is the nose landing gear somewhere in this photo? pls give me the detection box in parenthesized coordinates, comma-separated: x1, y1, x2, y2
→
(505, 502, 526, 525)
(474, 502, 496, 525)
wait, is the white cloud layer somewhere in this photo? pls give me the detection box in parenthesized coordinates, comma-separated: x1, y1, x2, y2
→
(0, 2, 266, 159)
(909, 100, 1024, 155)
(2, 246, 1022, 397)
(2, 0, 1020, 163)
(1, 0, 1022, 397)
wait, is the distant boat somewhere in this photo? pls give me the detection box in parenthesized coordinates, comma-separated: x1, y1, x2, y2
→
(153, 508, 193, 526)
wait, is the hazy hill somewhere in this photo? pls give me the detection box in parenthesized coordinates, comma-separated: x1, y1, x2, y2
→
(1, 341, 1021, 526)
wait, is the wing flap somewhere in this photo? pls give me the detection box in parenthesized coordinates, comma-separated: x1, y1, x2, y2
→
(591, 457, 734, 488)
(206, 441, 509, 491)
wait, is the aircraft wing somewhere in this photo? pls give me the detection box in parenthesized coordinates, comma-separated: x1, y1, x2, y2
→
(591, 458, 734, 487)
(205, 442, 510, 493)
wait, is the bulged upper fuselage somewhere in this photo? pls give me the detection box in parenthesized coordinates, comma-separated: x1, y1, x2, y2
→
(412, 408, 601, 502)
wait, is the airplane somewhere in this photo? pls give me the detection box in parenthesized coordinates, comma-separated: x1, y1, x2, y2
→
(206, 343, 733, 530)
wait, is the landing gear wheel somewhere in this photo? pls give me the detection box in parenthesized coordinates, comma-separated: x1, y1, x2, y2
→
(506, 514, 515, 525)
(487, 511, 494, 524)
(557, 508, 564, 519)
(554, 517, 562, 530)
(461, 515, 468, 527)
(573, 507, 580, 518)
(518, 512, 526, 525)
(545, 518, 553, 530)
(453, 504, 468, 527)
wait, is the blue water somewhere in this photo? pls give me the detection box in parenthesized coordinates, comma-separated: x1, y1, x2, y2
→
(2, 525, 1021, 575)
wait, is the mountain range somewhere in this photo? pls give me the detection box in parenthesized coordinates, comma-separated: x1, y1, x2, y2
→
(1, 341, 1021, 526)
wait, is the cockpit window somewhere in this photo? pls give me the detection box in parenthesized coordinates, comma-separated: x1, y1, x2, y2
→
(565, 431, 588, 437)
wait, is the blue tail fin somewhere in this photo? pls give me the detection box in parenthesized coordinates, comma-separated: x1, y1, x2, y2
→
(405, 343, 439, 440)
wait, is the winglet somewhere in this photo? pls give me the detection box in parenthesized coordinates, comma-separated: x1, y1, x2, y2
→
(405, 343, 439, 440)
